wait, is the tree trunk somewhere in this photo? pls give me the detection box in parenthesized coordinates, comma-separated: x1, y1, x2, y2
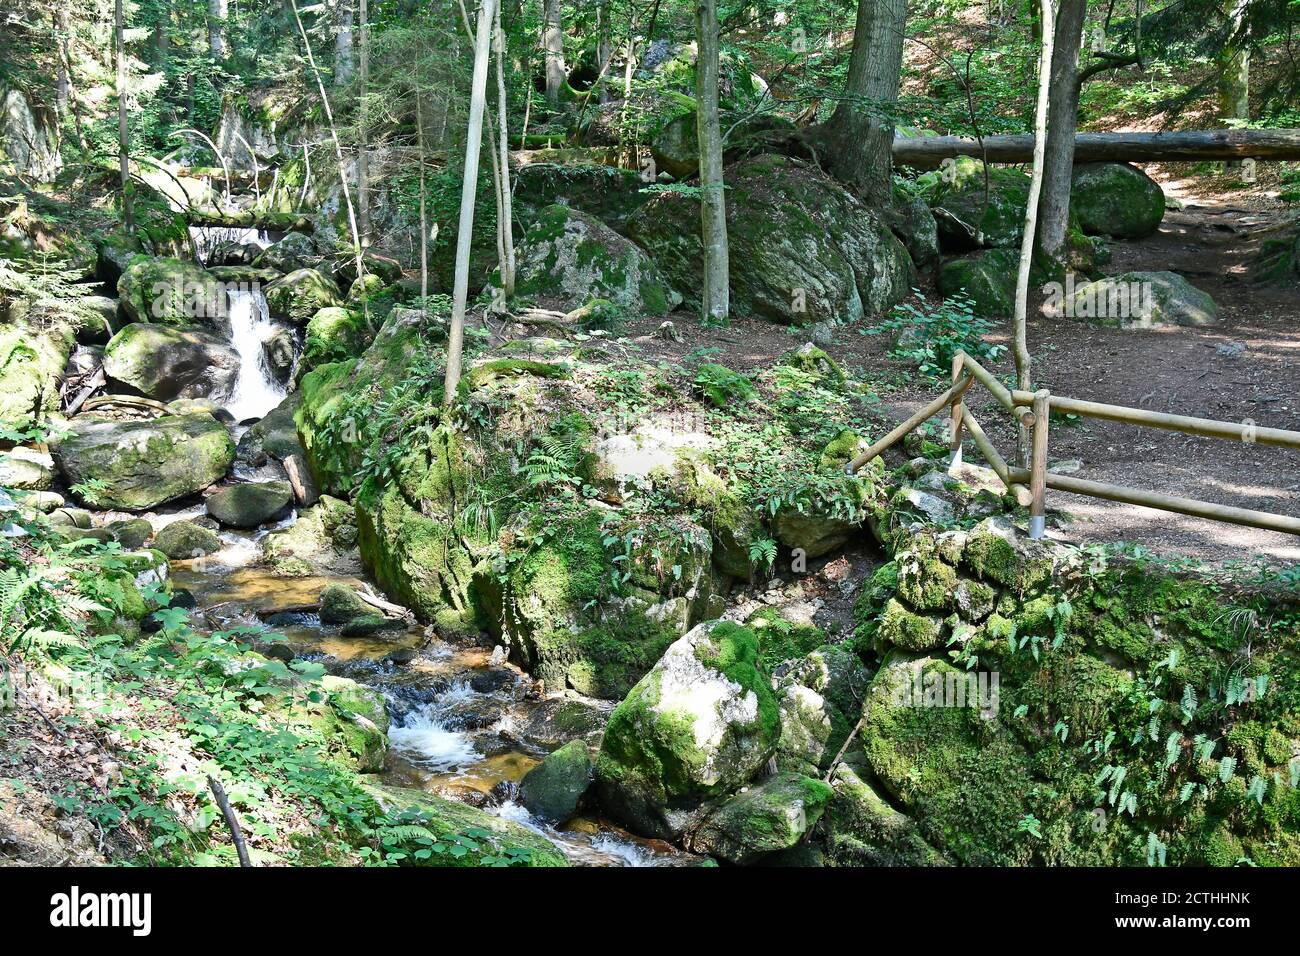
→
(335, 0, 355, 86)
(357, 0, 370, 241)
(444, 0, 499, 400)
(891, 129, 1300, 166)
(597, 0, 613, 104)
(1014, 0, 1056, 465)
(115, 0, 134, 234)
(494, 3, 517, 298)
(416, 92, 429, 302)
(541, 0, 567, 107)
(55, 9, 70, 119)
(207, 0, 228, 59)
(1034, 0, 1087, 276)
(817, 0, 907, 207)
(1216, 0, 1250, 167)
(696, 0, 729, 323)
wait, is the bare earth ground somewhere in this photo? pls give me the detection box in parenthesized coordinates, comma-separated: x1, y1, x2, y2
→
(626, 171, 1300, 569)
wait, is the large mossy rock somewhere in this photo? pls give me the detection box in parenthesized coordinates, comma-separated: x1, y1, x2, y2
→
(495, 204, 681, 315)
(206, 480, 293, 528)
(298, 306, 369, 381)
(277, 674, 390, 774)
(518, 739, 593, 825)
(365, 784, 568, 867)
(253, 232, 320, 273)
(629, 155, 914, 324)
(0, 319, 73, 430)
(514, 163, 650, 233)
(51, 413, 235, 510)
(691, 771, 832, 864)
(1065, 270, 1218, 327)
(937, 249, 1018, 319)
(594, 620, 780, 840)
(117, 257, 225, 326)
(925, 157, 1032, 250)
(152, 519, 221, 560)
(103, 323, 241, 403)
(1070, 162, 1165, 239)
(265, 268, 342, 325)
(648, 111, 797, 181)
(261, 494, 361, 576)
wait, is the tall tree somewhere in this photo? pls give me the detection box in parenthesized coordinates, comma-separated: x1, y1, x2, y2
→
(1034, 0, 1087, 276)
(207, 0, 228, 59)
(816, 0, 907, 207)
(357, 0, 371, 240)
(444, 0, 499, 400)
(115, 0, 134, 234)
(541, 0, 566, 106)
(696, 0, 729, 323)
(1217, 0, 1251, 159)
(1014, 0, 1057, 464)
(336, 0, 355, 86)
(494, 1, 516, 298)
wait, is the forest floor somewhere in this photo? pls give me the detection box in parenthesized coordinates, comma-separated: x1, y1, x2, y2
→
(626, 168, 1300, 569)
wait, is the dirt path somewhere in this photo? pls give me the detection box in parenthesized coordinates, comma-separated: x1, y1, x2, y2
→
(627, 173, 1300, 569)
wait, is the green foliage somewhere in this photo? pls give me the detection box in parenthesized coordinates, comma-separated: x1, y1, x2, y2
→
(693, 363, 755, 408)
(866, 293, 1004, 377)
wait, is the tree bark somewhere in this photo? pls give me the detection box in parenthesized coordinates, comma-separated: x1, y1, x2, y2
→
(357, 0, 370, 240)
(207, 0, 228, 59)
(115, 0, 134, 235)
(696, 0, 729, 323)
(416, 92, 429, 302)
(1014, 0, 1056, 465)
(55, 9, 70, 119)
(494, 3, 517, 298)
(1216, 0, 1250, 167)
(1034, 0, 1087, 276)
(444, 0, 499, 400)
(541, 0, 567, 107)
(816, 0, 907, 207)
(335, 0, 355, 86)
(891, 129, 1300, 166)
(597, 0, 613, 104)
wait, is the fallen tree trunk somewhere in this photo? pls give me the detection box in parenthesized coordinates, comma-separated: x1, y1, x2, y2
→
(186, 208, 315, 232)
(892, 129, 1300, 168)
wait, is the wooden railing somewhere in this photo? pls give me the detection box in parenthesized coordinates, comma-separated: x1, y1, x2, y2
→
(847, 352, 1300, 539)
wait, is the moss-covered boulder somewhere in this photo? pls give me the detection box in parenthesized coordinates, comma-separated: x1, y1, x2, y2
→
(51, 413, 235, 510)
(206, 480, 293, 528)
(629, 155, 913, 324)
(691, 771, 832, 864)
(253, 232, 319, 273)
(117, 257, 225, 326)
(937, 250, 1018, 319)
(648, 111, 797, 181)
(0, 319, 73, 430)
(265, 268, 342, 325)
(518, 739, 593, 825)
(825, 762, 947, 865)
(261, 495, 361, 576)
(153, 519, 221, 560)
(298, 306, 369, 381)
(1065, 270, 1218, 327)
(925, 157, 1033, 250)
(774, 645, 872, 776)
(289, 674, 390, 773)
(104, 323, 242, 403)
(493, 204, 680, 315)
(595, 620, 781, 839)
(514, 163, 650, 233)
(1070, 162, 1165, 239)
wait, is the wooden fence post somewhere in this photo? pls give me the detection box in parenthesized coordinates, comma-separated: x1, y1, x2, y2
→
(1029, 389, 1051, 539)
(949, 353, 965, 472)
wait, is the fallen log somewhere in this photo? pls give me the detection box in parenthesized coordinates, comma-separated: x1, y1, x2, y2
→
(892, 129, 1300, 169)
(186, 208, 315, 233)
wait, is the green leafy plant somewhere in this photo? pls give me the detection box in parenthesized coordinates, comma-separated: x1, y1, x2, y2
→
(866, 292, 1004, 376)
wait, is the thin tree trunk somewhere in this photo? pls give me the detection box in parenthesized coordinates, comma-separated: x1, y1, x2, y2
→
(696, 0, 729, 323)
(115, 0, 134, 235)
(541, 0, 567, 107)
(817, 0, 907, 207)
(335, 0, 355, 86)
(1014, 0, 1056, 465)
(357, 0, 370, 241)
(416, 92, 429, 302)
(597, 0, 613, 104)
(1217, 0, 1250, 166)
(208, 0, 228, 59)
(55, 9, 70, 119)
(1034, 0, 1087, 277)
(494, 3, 516, 298)
(444, 0, 499, 400)
(290, 0, 366, 287)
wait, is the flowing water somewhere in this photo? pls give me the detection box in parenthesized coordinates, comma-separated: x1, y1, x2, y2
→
(224, 289, 289, 423)
(167, 520, 694, 867)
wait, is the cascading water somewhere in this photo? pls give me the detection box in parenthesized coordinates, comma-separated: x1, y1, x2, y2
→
(189, 225, 271, 265)
(224, 288, 289, 423)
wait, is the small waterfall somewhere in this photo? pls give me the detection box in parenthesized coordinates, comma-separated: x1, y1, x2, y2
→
(225, 289, 288, 423)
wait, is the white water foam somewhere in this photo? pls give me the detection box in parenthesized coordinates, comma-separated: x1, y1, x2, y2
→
(189, 225, 270, 265)
(224, 289, 288, 423)
(389, 703, 482, 772)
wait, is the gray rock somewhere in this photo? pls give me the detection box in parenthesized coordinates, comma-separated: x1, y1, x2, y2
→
(104, 323, 241, 403)
(519, 739, 593, 824)
(691, 772, 832, 865)
(206, 480, 292, 528)
(153, 520, 221, 560)
(0, 447, 54, 490)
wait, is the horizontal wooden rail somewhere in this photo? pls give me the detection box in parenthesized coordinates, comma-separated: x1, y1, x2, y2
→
(962, 408, 1032, 506)
(847, 372, 973, 472)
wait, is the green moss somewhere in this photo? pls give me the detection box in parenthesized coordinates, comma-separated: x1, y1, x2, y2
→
(747, 607, 827, 671)
(877, 598, 944, 652)
(692, 621, 781, 745)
